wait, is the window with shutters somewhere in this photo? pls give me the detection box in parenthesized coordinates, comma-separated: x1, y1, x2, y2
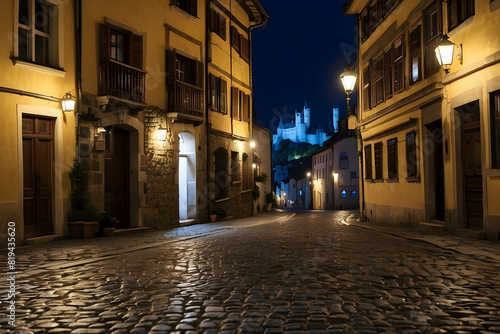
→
(361, 8, 371, 41)
(374, 142, 383, 180)
(409, 25, 421, 85)
(209, 74, 227, 114)
(448, 0, 474, 31)
(214, 148, 228, 200)
(99, 23, 146, 103)
(172, 0, 197, 17)
(231, 87, 240, 121)
(490, 90, 500, 169)
(166, 50, 204, 118)
(372, 54, 384, 106)
(231, 151, 241, 182)
(363, 65, 371, 110)
(209, 8, 226, 40)
(242, 153, 252, 190)
(364, 145, 373, 180)
(231, 87, 250, 122)
(15, 0, 59, 68)
(423, 1, 441, 77)
(384, 48, 393, 99)
(393, 36, 405, 94)
(231, 26, 240, 54)
(230, 26, 250, 63)
(387, 138, 398, 179)
(406, 131, 418, 178)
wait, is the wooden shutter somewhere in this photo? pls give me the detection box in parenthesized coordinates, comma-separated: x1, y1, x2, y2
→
(220, 78, 227, 114)
(231, 26, 240, 53)
(209, 8, 216, 32)
(240, 35, 249, 63)
(384, 48, 393, 99)
(209, 74, 218, 111)
(219, 14, 226, 41)
(166, 49, 176, 111)
(387, 138, 398, 178)
(374, 142, 383, 179)
(131, 34, 143, 69)
(363, 65, 371, 110)
(196, 60, 204, 88)
(232, 87, 239, 120)
(99, 23, 110, 61)
(448, 0, 458, 30)
(364, 145, 372, 180)
(189, 0, 197, 17)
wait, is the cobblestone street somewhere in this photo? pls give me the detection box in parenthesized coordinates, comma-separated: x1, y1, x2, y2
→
(2, 210, 500, 333)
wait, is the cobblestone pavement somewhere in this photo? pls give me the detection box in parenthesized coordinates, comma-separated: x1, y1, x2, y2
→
(2, 210, 500, 333)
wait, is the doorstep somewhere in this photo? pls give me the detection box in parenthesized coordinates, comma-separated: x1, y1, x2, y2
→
(24, 234, 61, 245)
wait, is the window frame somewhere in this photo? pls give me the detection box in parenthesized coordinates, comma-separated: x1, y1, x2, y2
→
(172, 0, 198, 17)
(406, 131, 419, 179)
(423, 1, 442, 78)
(387, 138, 398, 180)
(209, 8, 226, 41)
(364, 145, 373, 180)
(374, 142, 384, 180)
(490, 90, 500, 169)
(448, 0, 475, 31)
(409, 25, 422, 85)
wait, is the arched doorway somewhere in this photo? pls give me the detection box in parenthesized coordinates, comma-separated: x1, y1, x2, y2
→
(179, 132, 196, 221)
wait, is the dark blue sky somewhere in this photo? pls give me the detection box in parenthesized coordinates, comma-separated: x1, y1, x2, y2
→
(252, 1, 357, 134)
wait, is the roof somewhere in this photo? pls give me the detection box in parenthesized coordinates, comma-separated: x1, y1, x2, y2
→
(242, 0, 269, 25)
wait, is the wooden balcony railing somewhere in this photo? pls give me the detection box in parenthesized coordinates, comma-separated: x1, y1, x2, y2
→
(99, 59, 146, 103)
(173, 80, 204, 118)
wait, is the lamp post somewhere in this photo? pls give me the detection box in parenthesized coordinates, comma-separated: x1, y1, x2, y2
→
(340, 64, 357, 117)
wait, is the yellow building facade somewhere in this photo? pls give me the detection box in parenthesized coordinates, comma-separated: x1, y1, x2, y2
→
(0, 0, 267, 246)
(345, 0, 500, 241)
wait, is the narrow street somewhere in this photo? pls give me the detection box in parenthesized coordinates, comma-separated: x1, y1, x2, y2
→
(3, 210, 500, 333)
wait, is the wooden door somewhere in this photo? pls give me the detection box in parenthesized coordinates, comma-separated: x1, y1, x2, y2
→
(105, 127, 130, 227)
(462, 110, 483, 229)
(22, 116, 54, 238)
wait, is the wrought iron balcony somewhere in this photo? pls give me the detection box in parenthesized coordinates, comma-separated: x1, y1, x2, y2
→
(99, 59, 146, 103)
(172, 80, 204, 119)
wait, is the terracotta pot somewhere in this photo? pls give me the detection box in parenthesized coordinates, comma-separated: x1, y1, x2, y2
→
(210, 214, 218, 222)
(266, 203, 272, 212)
(82, 221, 99, 239)
(102, 227, 115, 237)
(68, 221, 83, 239)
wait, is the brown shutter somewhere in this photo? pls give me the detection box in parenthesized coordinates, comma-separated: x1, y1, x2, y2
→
(384, 48, 392, 99)
(131, 34, 143, 69)
(219, 14, 226, 41)
(166, 49, 176, 111)
(99, 23, 110, 61)
(209, 8, 215, 33)
(189, 0, 197, 17)
(231, 26, 240, 53)
(220, 78, 227, 114)
(240, 35, 249, 63)
(448, 0, 458, 30)
(231, 87, 239, 120)
(209, 74, 217, 111)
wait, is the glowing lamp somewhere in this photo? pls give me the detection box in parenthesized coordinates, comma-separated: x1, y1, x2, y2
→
(61, 92, 75, 112)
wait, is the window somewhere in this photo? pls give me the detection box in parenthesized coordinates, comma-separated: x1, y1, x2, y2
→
(351, 171, 359, 178)
(242, 153, 252, 191)
(214, 148, 228, 200)
(393, 36, 405, 93)
(341, 190, 347, 199)
(230, 26, 249, 63)
(374, 142, 383, 179)
(364, 145, 373, 180)
(209, 74, 227, 114)
(409, 25, 421, 85)
(172, 0, 197, 17)
(231, 151, 240, 182)
(209, 8, 226, 40)
(387, 138, 398, 179)
(372, 54, 384, 106)
(16, 0, 58, 67)
(231, 87, 250, 122)
(491, 90, 500, 168)
(351, 190, 357, 198)
(423, 1, 441, 77)
(448, 0, 475, 31)
(231, 26, 240, 54)
(340, 152, 349, 169)
(384, 48, 393, 100)
(406, 131, 418, 178)
(101, 24, 143, 69)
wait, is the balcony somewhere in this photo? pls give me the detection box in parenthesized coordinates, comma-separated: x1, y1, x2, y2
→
(98, 60, 146, 111)
(167, 80, 205, 124)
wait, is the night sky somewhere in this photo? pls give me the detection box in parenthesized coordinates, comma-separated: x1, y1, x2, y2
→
(252, 0, 357, 134)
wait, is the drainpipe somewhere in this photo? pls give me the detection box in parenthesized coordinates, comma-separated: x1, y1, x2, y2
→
(206, 0, 211, 222)
(74, 0, 83, 162)
(355, 13, 365, 221)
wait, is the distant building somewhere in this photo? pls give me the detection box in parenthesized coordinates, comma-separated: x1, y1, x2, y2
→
(273, 101, 331, 147)
(275, 156, 312, 209)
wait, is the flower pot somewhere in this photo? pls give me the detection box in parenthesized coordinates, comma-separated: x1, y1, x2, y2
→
(68, 221, 83, 239)
(210, 214, 218, 222)
(82, 221, 99, 239)
(266, 203, 272, 212)
(102, 227, 115, 237)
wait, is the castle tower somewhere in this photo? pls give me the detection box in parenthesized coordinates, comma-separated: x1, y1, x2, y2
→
(333, 105, 340, 133)
(303, 100, 311, 130)
(295, 109, 302, 125)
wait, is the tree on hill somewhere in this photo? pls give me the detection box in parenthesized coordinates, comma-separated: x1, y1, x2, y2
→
(272, 140, 320, 164)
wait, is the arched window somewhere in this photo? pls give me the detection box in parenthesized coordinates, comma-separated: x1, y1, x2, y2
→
(214, 147, 228, 200)
(341, 190, 347, 199)
(351, 190, 357, 198)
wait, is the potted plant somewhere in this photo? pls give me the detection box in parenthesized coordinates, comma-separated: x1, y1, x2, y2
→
(265, 192, 275, 212)
(67, 160, 88, 239)
(82, 204, 100, 239)
(210, 207, 226, 222)
(255, 172, 268, 183)
(99, 212, 119, 237)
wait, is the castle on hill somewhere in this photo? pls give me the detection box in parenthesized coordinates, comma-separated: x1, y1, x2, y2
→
(273, 101, 332, 147)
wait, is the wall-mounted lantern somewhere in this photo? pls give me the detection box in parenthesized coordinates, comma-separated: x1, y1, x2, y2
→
(61, 92, 75, 112)
(435, 34, 463, 73)
(157, 119, 168, 141)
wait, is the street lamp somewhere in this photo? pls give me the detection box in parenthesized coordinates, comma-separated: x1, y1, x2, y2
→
(61, 92, 75, 112)
(340, 64, 357, 116)
(435, 34, 463, 73)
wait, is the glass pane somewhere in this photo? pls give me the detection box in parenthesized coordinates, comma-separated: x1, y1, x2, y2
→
(18, 28, 29, 60)
(19, 0, 29, 25)
(35, 34, 49, 65)
(495, 96, 500, 119)
(35, 1, 50, 34)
